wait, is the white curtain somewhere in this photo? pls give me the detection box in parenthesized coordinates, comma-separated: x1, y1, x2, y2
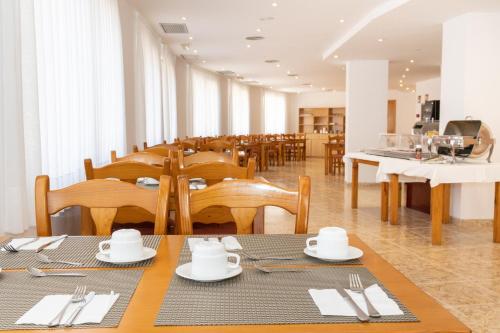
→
(136, 17, 162, 146)
(230, 81, 250, 135)
(161, 44, 177, 142)
(264, 90, 286, 133)
(190, 68, 221, 137)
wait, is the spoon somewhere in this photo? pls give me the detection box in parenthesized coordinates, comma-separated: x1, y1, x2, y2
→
(36, 253, 83, 266)
(27, 267, 87, 277)
(253, 264, 310, 273)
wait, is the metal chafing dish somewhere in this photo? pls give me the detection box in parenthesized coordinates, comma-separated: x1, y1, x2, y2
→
(431, 120, 495, 163)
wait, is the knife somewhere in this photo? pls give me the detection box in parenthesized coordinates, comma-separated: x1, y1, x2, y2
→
(63, 291, 96, 327)
(335, 285, 370, 322)
(35, 235, 68, 253)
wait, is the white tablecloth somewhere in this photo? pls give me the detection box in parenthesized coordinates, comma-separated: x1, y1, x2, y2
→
(345, 152, 500, 187)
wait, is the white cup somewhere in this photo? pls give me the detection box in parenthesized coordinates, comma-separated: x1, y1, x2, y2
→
(98, 229, 144, 261)
(191, 240, 240, 279)
(306, 227, 349, 259)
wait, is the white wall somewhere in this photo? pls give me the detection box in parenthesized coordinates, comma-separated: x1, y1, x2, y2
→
(388, 90, 417, 134)
(440, 13, 500, 220)
(345, 60, 388, 183)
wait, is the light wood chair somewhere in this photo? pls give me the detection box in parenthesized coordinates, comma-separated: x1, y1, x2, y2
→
(35, 175, 171, 236)
(110, 151, 168, 166)
(199, 139, 236, 153)
(143, 141, 167, 149)
(132, 144, 180, 158)
(325, 134, 345, 175)
(85, 158, 170, 183)
(178, 147, 239, 168)
(176, 175, 311, 235)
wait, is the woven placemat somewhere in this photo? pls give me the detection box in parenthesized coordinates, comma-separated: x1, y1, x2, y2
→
(155, 267, 417, 326)
(0, 269, 143, 330)
(0, 235, 162, 269)
(177, 234, 361, 266)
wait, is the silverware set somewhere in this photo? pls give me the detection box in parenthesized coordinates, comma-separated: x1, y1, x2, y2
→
(48, 286, 87, 327)
(2, 238, 39, 252)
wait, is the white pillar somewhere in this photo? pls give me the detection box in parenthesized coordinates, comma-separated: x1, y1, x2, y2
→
(345, 60, 389, 183)
(440, 13, 500, 219)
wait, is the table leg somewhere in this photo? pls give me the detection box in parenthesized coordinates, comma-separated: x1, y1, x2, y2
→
(431, 184, 444, 245)
(398, 183, 402, 208)
(381, 182, 389, 222)
(494, 182, 500, 242)
(389, 174, 399, 225)
(324, 145, 329, 175)
(443, 184, 451, 224)
(351, 160, 359, 209)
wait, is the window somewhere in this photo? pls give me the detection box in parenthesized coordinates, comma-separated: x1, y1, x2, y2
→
(230, 82, 250, 135)
(34, 0, 126, 188)
(190, 68, 221, 137)
(264, 91, 286, 133)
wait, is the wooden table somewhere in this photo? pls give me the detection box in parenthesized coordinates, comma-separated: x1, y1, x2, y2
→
(6, 235, 470, 332)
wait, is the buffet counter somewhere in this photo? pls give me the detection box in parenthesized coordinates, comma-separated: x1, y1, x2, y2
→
(344, 151, 500, 245)
(305, 133, 329, 157)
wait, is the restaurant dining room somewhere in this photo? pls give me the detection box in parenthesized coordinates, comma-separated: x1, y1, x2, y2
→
(2, 0, 500, 332)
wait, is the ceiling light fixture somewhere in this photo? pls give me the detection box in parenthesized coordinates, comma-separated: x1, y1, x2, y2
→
(188, 36, 193, 40)
(256, 28, 262, 32)
(405, 67, 410, 72)
(333, 54, 339, 59)
(412, 89, 415, 92)
(276, 63, 280, 68)
(399, 79, 403, 83)
(410, 59, 414, 63)
(399, 84, 403, 87)
(202, 60, 206, 63)
(295, 76, 299, 79)
(270, 86, 273, 89)
(339, 19, 345, 23)
(246, 44, 251, 48)
(377, 38, 384, 42)
(406, 87, 410, 91)
(271, 2, 278, 7)
(287, 70, 291, 74)
(321, 87, 326, 91)
(193, 49, 198, 53)
(181, 16, 187, 21)
(402, 74, 406, 78)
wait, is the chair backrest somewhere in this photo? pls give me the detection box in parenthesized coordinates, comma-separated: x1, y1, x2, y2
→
(199, 139, 235, 153)
(110, 151, 168, 166)
(178, 147, 239, 168)
(132, 144, 180, 158)
(143, 141, 167, 149)
(84, 158, 170, 183)
(35, 175, 171, 236)
(176, 175, 311, 235)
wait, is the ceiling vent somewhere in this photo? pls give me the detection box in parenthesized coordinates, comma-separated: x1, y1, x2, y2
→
(246, 36, 264, 41)
(265, 59, 280, 63)
(287, 73, 298, 77)
(160, 23, 189, 34)
(181, 54, 200, 61)
(216, 70, 236, 76)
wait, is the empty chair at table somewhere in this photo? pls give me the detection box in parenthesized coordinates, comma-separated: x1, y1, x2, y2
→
(132, 143, 180, 158)
(199, 139, 235, 153)
(110, 150, 168, 166)
(177, 147, 239, 168)
(35, 175, 171, 236)
(176, 175, 311, 234)
(325, 134, 345, 175)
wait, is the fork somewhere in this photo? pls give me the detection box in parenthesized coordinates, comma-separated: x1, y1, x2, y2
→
(2, 238, 39, 252)
(241, 250, 296, 261)
(47, 286, 87, 327)
(349, 273, 381, 318)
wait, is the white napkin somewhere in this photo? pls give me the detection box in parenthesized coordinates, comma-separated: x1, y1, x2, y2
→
(138, 177, 159, 185)
(309, 284, 404, 316)
(16, 292, 119, 325)
(187, 236, 242, 251)
(2, 236, 66, 251)
(189, 183, 207, 190)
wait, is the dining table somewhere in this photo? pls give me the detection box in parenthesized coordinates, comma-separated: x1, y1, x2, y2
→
(0, 234, 470, 332)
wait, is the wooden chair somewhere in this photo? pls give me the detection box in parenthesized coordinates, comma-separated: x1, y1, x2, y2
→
(110, 151, 168, 166)
(143, 140, 167, 149)
(176, 175, 311, 235)
(325, 135, 345, 175)
(85, 158, 170, 183)
(199, 139, 235, 153)
(240, 143, 263, 171)
(35, 175, 171, 236)
(178, 147, 239, 168)
(133, 144, 180, 158)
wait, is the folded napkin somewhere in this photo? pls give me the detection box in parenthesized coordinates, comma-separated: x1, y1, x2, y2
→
(309, 284, 404, 316)
(138, 177, 159, 186)
(16, 292, 119, 326)
(187, 236, 242, 252)
(2, 236, 66, 251)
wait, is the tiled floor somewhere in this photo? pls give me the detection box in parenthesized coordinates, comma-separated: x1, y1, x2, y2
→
(261, 158, 499, 333)
(2, 158, 499, 332)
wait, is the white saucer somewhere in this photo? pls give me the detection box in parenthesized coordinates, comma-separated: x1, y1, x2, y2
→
(303, 246, 363, 262)
(175, 262, 242, 282)
(95, 247, 157, 265)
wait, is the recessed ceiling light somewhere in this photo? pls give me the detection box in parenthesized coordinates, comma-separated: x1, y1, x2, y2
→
(295, 76, 299, 79)
(333, 54, 339, 59)
(276, 63, 280, 68)
(399, 84, 403, 87)
(339, 19, 345, 23)
(410, 59, 414, 63)
(321, 87, 326, 91)
(193, 49, 198, 53)
(270, 86, 273, 89)
(406, 87, 410, 91)
(402, 74, 406, 78)
(405, 67, 410, 72)
(377, 38, 384, 42)
(246, 44, 251, 48)
(256, 28, 262, 32)
(271, 2, 278, 7)
(188, 36, 193, 40)
(287, 70, 291, 74)
(412, 89, 415, 92)
(399, 79, 403, 83)
(202, 60, 206, 63)
(181, 16, 187, 21)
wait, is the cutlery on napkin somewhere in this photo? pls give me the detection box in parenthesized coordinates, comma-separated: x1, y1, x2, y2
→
(187, 236, 242, 251)
(1, 236, 67, 252)
(308, 284, 404, 317)
(16, 291, 120, 326)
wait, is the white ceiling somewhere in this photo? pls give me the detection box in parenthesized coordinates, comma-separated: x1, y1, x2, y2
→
(129, 0, 500, 93)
